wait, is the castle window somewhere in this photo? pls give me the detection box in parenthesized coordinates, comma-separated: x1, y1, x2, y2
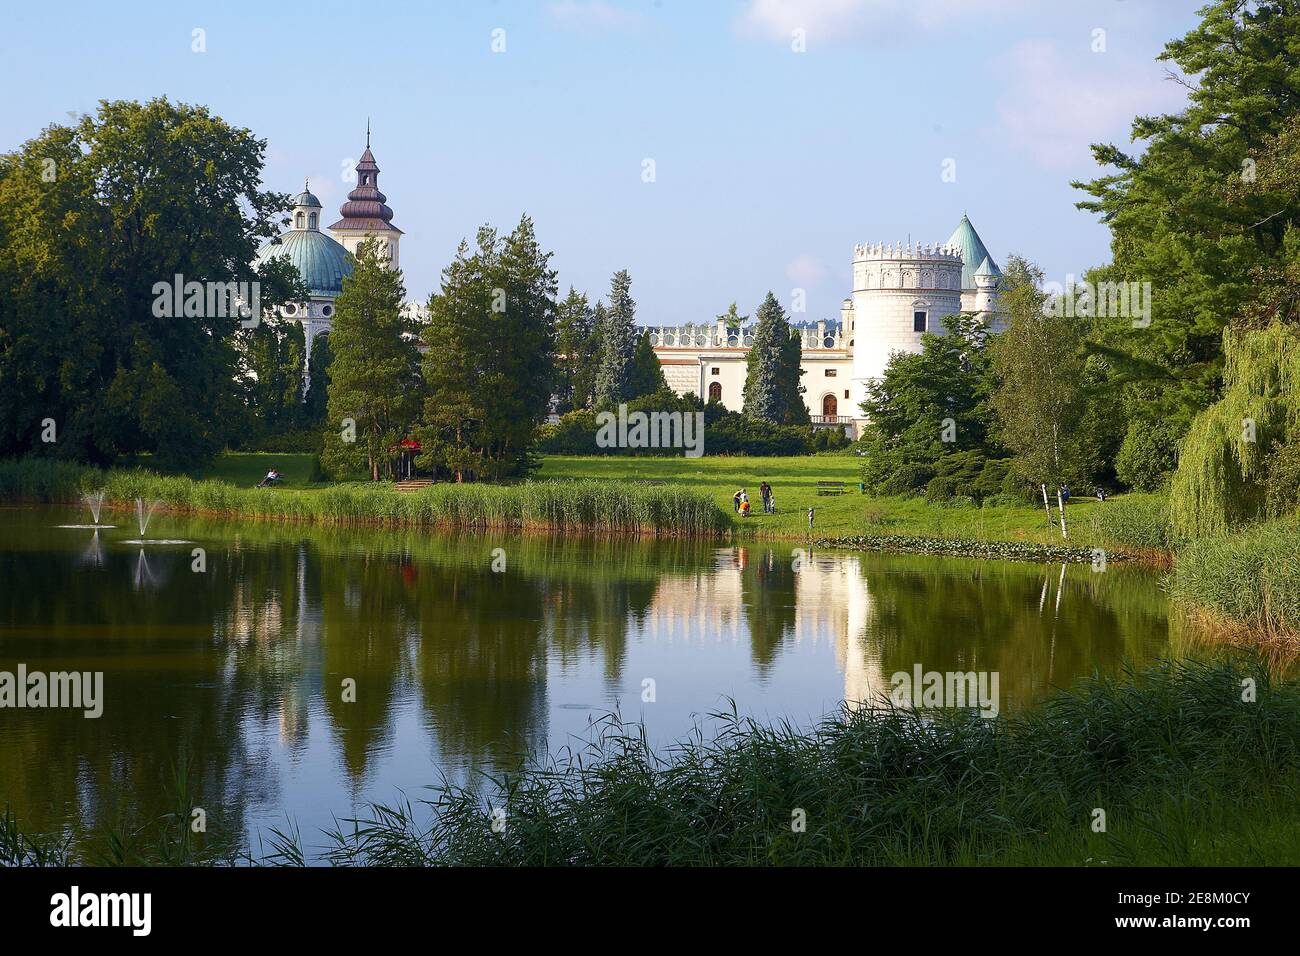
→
(913, 311, 927, 333)
(824, 368, 837, 377)
(844, 390, 849, 399)
(295, 212, 304, 228)
(708, 382, 722, 403)
(308, 212, 317, 229)
(710, 367, 720, 376)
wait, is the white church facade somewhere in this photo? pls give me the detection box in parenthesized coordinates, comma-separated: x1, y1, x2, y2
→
(649, 214, 1004, 438)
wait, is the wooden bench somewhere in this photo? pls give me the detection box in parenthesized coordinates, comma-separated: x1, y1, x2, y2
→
(816, 480, 846, 496)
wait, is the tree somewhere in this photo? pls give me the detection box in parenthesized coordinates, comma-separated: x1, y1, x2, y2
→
(717, 301, 747, 334)
(858, 312, 1001, 496)
(322, 238, 422, 480)
(1073, 1, 1300, 441)
(416, 216, 557, 480)
(303, 333, 333, 427)
(989, 259, 1098, 490)
(627, 330, 668, 400)
(0, 98, 297, 469)
(238, 313, 307, 442)
(593, 269, 636, 406)
(742, 292, 805, 424)
(555, 287, 598, 412)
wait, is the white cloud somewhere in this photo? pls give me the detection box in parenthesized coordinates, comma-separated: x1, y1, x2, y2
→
(786, 254, 827, 286)
(549, 1, 644, 31)
(736, 0, 1026, 43)
(992, 39, 1187, 170)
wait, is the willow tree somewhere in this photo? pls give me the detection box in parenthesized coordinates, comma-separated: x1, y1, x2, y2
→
(1170, 322, 1300, 539)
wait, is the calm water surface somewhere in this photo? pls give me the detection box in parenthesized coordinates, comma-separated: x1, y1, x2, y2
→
(0, 504, 1185, 851)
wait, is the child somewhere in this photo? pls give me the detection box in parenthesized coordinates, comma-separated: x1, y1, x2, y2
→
(740, 498, 751, 517)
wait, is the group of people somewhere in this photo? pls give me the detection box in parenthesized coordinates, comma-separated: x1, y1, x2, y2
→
(733, 481, 776, 517)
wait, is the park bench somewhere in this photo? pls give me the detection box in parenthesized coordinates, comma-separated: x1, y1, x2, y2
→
(816, 480, 845, 496)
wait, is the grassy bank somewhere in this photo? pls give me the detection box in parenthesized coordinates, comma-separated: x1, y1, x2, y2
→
(0, 459, 725, 537)
(539, 454, 1116, 547)
(4, 658, 1297, 866)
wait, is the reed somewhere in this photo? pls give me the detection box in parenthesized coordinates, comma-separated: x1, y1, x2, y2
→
(1088, 491, 1178, 554)
(0, 459, 727, 537)
(1171, 518, 1300, 641)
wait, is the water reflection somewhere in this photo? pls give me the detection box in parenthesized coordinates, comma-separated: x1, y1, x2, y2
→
(0, 507, 1176, 850)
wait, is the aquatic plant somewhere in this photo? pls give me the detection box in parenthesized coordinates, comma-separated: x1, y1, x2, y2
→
(0, 459, 726, 537)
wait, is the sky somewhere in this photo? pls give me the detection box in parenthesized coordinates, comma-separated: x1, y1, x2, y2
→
(1, 0, 1205, 324)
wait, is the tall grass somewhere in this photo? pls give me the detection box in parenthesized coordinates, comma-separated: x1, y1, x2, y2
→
(0, 458, 726, 537)
(1171, 518, 1300, 641)
(1089, 492, 1178, 554)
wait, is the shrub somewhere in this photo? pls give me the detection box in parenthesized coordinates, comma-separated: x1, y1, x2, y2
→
(1115, 417, 1182, 491)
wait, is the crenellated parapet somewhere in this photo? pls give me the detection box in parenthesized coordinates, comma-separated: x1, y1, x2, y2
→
(649, 319, 846, 351)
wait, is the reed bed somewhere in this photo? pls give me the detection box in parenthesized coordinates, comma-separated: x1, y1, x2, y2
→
(0, 459, 727, 537)
(1171, 519, 1300, 642)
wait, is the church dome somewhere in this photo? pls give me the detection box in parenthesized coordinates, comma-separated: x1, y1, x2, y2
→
(291, 188, 322, 208)
(253, 230, 354, 297)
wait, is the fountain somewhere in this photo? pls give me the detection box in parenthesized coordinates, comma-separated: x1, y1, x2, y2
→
(54, 489, 117, 529)
(120, 497, 192, 545)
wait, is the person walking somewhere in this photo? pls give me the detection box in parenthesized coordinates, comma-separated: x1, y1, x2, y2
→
(732, 488, 743, 513)
(807, 506, 815, 533)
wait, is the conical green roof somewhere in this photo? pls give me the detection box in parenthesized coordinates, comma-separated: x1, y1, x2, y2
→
(945, 214, 997, 289)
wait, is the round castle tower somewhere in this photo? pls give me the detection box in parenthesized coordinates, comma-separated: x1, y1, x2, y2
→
(849, 240, 964, 421)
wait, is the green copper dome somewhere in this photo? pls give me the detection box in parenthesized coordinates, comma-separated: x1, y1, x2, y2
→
(945, 214, 998, 289)
(252, 230, 354, 297)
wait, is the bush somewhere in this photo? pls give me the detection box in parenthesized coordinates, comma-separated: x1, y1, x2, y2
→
(1089, 492, 1177, 551)
(922, 452, 1011, 504)
(1115, 418, 1182, 491)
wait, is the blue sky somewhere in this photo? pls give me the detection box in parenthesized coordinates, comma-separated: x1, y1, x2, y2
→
(1, 0, 1204, 323)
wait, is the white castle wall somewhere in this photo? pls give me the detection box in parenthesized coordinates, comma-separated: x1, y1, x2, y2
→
(850, 242, 964, 419)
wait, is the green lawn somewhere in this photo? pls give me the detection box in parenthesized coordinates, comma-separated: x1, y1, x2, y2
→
(194, 452, 322, 488)
(537, 454, 1109, 545)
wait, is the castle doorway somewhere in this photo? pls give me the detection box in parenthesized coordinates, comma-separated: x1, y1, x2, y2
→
(822, 394, 838, 418)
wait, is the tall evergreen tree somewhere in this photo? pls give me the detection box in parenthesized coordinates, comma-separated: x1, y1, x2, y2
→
(417, 216, 557, 480)
(302, 333, 333, 427)
(593, 269, 636, 406)
(627, 330, 668, 399)
(742, 292, 804, 423)
(1074, 0, 1300, 440)
(321, 238, 422, 480)
(555, 287, 598, 411)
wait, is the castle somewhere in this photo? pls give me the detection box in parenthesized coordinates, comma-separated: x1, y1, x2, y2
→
(649, 214, 1004, 439)
(253, 137, 1003, 434)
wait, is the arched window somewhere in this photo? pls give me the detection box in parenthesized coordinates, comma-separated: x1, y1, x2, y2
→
(822, 394, 838, 418)
(308, 212, 317, 229)
(708, 382, 722, 403)
(295, 212, 304, 228)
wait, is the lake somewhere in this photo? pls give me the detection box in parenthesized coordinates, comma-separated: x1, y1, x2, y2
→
(0, 504, 1182, 856)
